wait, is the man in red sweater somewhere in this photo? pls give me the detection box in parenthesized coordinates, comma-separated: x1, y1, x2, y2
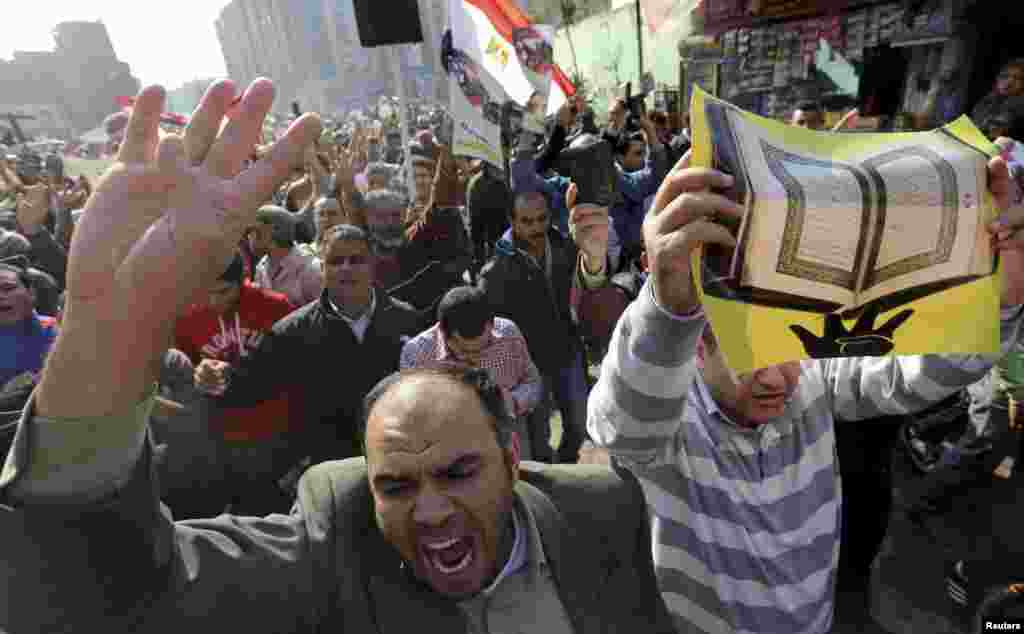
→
(174, 253, 299, 514)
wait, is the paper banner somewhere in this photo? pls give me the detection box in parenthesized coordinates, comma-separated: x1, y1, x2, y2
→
(689, 86, 1002, 375)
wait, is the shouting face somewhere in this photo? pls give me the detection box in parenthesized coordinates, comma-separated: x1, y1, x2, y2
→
(366, 374, 520, 599)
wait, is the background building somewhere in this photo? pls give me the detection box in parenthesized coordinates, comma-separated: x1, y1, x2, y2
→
(216, 0, 451, 117)
(554, 0, 696, 114)
(0, 20, 139, 139)
(52, 21, 140, 135)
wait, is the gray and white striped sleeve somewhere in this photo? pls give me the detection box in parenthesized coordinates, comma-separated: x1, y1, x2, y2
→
(587, 280, 704, 466)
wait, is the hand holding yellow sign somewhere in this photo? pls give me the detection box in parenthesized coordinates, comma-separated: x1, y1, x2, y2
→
(687, 87, 1004, 374)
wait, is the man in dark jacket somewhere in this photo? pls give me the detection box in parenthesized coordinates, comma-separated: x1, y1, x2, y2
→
(208, 224, 422, 465)
(479, 154, 612, 463)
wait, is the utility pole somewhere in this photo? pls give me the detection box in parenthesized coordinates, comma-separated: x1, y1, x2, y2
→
(561, 0, 581, 80)
(635, 0, 644, 79)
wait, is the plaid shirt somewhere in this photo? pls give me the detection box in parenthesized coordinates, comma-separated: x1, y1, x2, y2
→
(399, 317, 544, 417)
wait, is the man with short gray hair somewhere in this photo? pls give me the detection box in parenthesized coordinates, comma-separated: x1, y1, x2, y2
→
(363, 189, 409, 289)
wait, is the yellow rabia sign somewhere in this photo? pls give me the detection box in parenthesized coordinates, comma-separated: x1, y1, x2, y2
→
(688, 86, 1002, 375)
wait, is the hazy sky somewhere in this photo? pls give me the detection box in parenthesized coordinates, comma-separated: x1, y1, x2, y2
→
(0, 1, 230, 89)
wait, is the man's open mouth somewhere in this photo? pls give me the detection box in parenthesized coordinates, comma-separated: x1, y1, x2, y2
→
(421, 536, 475, 575)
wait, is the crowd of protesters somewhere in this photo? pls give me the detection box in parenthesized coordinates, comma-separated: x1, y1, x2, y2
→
(1, 57, 1024, 634)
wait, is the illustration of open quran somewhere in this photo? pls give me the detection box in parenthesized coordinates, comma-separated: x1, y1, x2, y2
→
(699, 98, 995, 315)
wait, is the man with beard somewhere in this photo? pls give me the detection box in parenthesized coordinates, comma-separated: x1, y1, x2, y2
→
(364, 189, 411, 289)
(0, 82, 673, 632)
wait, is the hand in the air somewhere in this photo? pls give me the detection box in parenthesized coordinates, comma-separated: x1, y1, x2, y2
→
(15, 183, 50, 233)
(64, 80, 321, 320)
(789, 305, 914, 358)
(567, 181, 610, 272)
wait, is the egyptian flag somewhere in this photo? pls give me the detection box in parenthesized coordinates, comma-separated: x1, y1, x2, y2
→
(449, 0, 575, 114)
(115, 96, 189, 127)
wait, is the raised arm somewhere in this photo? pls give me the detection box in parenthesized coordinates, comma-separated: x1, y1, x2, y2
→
(0, 79, 323, 630)
(16, 183, 68, 287)
(587, 153, 743, 466)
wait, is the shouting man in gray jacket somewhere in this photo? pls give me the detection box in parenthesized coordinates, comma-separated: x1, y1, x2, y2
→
(0, 78, 674, 634)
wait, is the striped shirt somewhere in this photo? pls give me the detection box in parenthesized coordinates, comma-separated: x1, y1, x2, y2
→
(587, 280, 1023, 634)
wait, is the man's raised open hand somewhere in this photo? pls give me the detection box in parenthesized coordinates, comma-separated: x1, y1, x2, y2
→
(36, 79, 321, 419)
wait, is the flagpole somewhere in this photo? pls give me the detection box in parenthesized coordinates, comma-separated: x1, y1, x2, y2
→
(389, 45, 414, 202)
(635, 0, 645, 79)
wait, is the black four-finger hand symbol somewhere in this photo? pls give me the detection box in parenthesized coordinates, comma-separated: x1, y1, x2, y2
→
(790, 305, 914, 358)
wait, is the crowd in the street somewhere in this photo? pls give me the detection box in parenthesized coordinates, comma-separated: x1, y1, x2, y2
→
(2, 57, 1024, 634)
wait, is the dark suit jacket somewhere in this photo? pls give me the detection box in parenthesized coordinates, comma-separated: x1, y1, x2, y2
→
(218, 288, 421, 462)
(0, 433, 675, 634)
(479, 228, 582, 378)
